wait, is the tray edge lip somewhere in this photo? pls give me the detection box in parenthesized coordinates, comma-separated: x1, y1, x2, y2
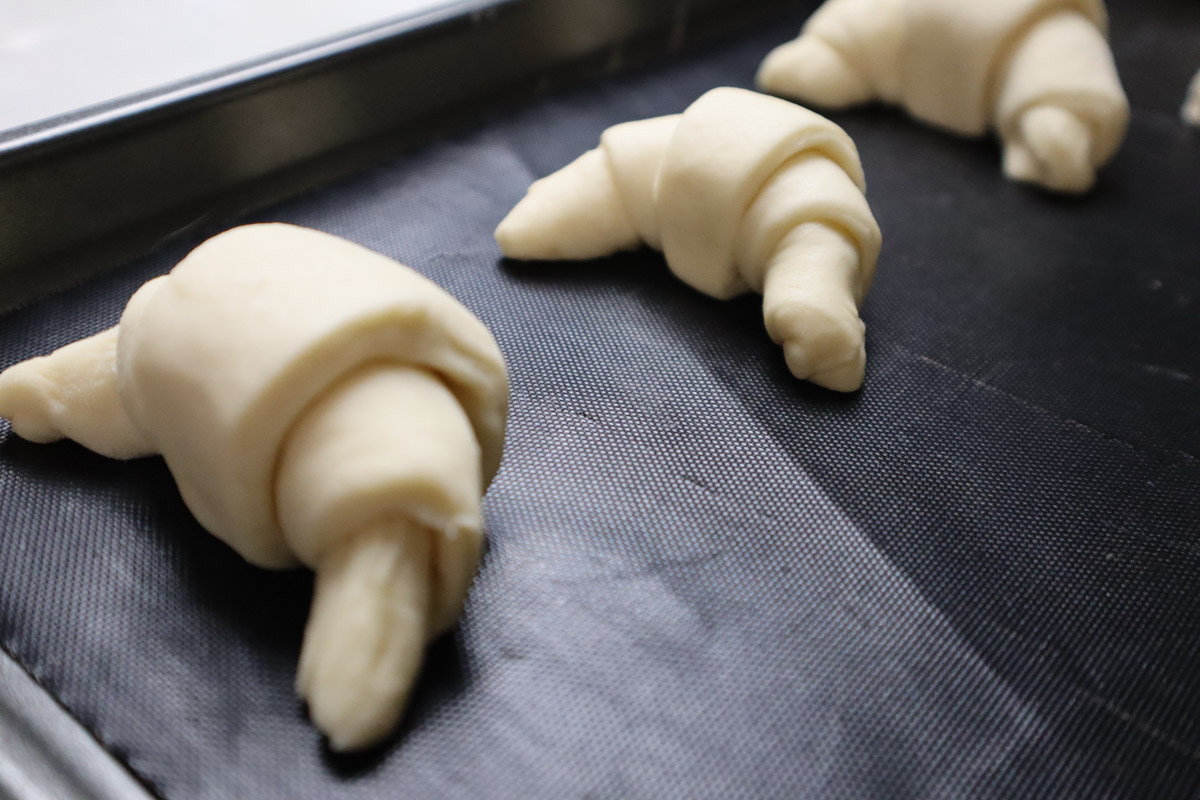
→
(0, 0, 497, 162)
(0, 644, 159, 800)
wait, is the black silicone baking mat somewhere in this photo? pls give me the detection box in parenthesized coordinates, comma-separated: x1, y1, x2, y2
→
(2, 0, 1199, 797)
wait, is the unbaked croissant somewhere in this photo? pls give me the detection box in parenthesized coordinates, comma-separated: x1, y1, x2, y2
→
(0, 223, 509, 751)
(495, 87, 882, 392)
(758, 0, 1130, 194)
(1184, 70, 1200, 128)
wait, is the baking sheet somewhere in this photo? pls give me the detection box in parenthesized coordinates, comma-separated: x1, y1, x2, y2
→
(1, 0, 466, 131)
(1, 1, 1198, 797)
(0, 0, 783, 314)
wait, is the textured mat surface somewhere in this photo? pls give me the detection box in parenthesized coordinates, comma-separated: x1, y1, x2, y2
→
(1, 1, 1198, 797)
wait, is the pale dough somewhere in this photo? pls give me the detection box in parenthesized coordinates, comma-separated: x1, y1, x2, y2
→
(495, 87, 881, 392)
(1184, 69, 1200, 128)
(757, 0, 1130, 194)
(0, 223, 509, 752)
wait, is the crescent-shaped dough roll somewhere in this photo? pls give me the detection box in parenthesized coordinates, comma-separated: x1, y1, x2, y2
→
(758, 0, 1129, 194)
(1184, 70, 1200, 128)
(496, 87, 881, 392)
(0, 223, 509, 752)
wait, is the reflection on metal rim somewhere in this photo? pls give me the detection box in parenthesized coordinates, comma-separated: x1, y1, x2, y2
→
(0, 647, 155, 800)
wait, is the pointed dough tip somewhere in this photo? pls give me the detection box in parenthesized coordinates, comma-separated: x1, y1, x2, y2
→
(784, 339, 865, 393)
(496, 149, 640, 261)
(298, 526, 431, 752)
(756, 36, 871, 108)
(1010, 105, 1097, 194)
(0, 359, 65, 444)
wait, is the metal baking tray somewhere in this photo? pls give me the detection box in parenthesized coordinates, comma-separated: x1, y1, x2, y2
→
(0, 0, 786, 313)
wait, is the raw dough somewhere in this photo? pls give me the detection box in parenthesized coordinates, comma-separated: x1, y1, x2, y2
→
(1184, 69, 1200, 128)
(757, 0, 1130, 194)
(0, 223, 509, 751)
(495, 87, 881, 392)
